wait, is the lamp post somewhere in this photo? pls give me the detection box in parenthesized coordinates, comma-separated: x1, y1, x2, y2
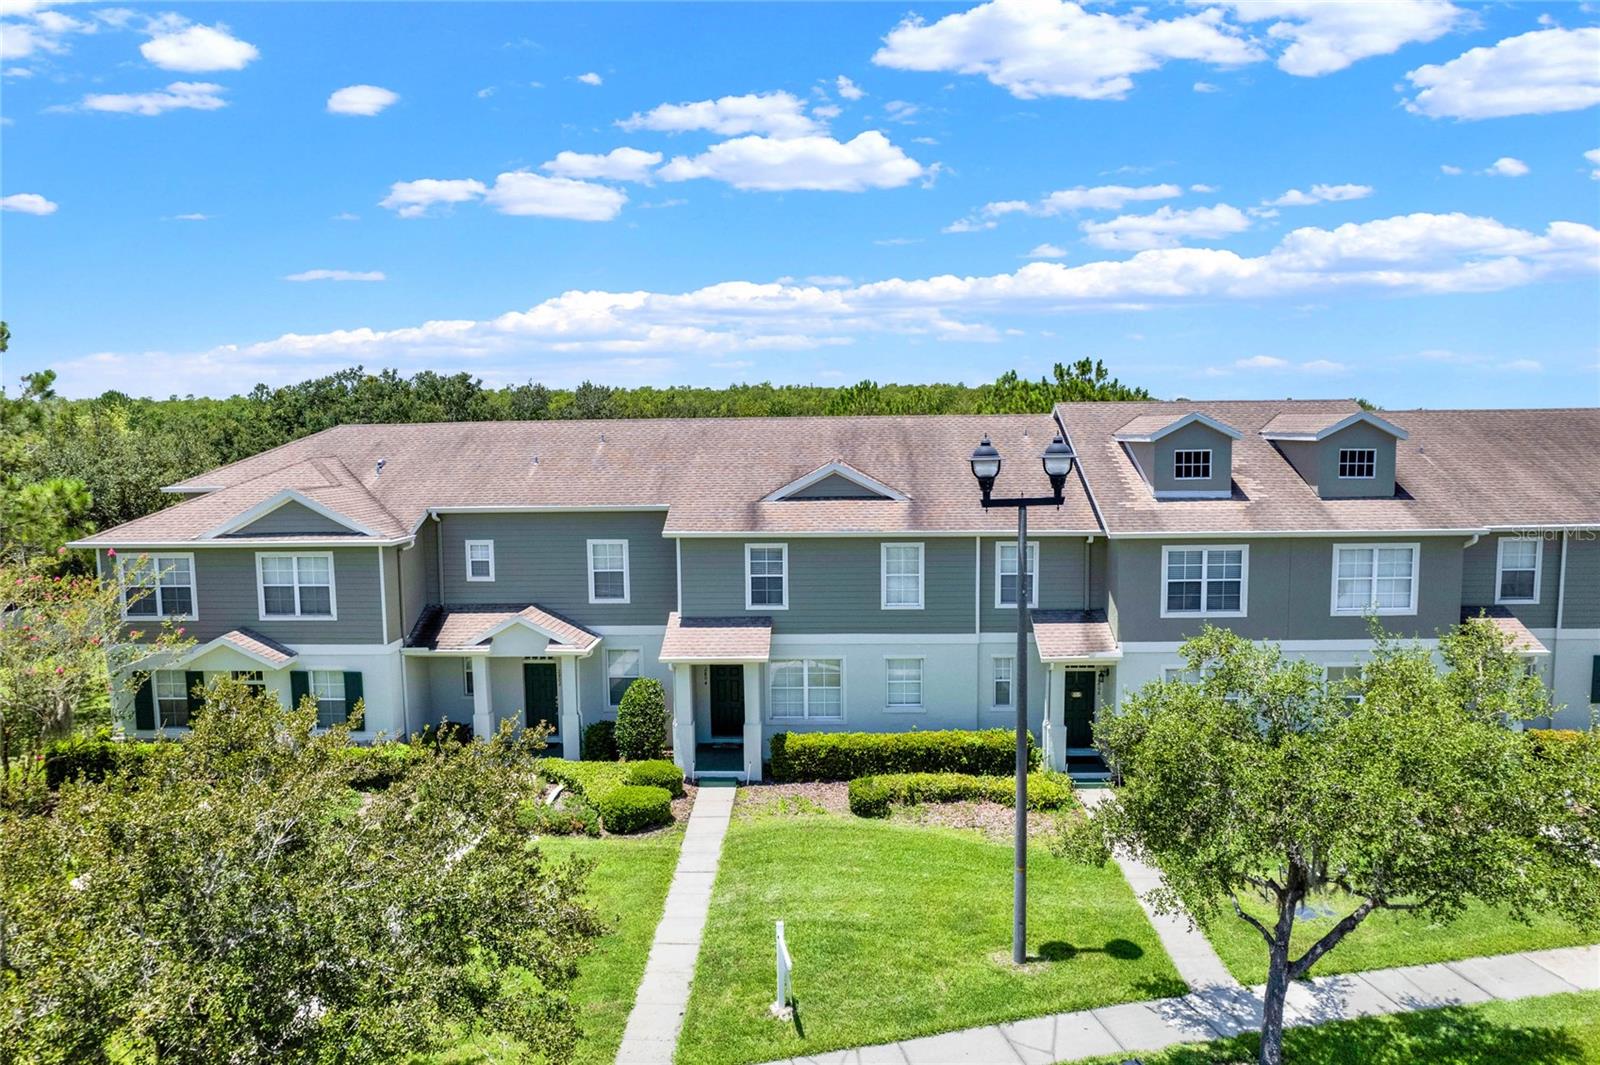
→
(969, 431, 1076, 965)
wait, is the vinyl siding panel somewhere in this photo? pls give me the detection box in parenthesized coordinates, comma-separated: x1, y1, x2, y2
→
(230, 500, 356, 536)
(1461, 533, 1562, 629)
(1562, 535, 1600, 628)
(1151, 422, 1233, 495)
(398, 535, 432, 638)
(382, 546, 401, 643)
(977, 536, 1093, 634)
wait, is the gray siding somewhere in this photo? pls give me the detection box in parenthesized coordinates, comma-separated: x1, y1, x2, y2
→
(228, 500, 355, 536)
(382, 546, 402, 642)
(977, 535, 1096, 634)
(1312, 422, 1398, 500)
(417, 517, 441, 604)
(787, 473, 887, 499)
(1150, 421, 1234, 495)
(1562, 534, 1600, 628)
(1109, 536, 1463, 642)
(398, 535, 432, 638)
(679, 537, 976, 633)
(436, 511, 675, 625)
(1461, 533, 1563, 629)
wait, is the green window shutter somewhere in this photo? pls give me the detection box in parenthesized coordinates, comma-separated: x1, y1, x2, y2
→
(343, 671, 364, 728)
(186, 671, 206, 716)
(1590, 656, 1600, 705)
(290, 670, 311, 712)
(133, 680, 155, 731)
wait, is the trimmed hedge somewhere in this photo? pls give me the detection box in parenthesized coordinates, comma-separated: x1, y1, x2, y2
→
(847, 771, 1077, 818)
(593, 784, 674, 835)
(43, 734, 162, 789)
(624, 759, 686, 798)
(770, 729, 1040, 782)
(582, 720, 619, 761)
(337, 744, 426, 790)
(1527, 728, 1593, 759)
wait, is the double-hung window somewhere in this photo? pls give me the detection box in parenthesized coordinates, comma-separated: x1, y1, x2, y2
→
(465, 540, 495, 582)
(996, 542, 1039, 608)
(992, 656, 1015, 709)
(462, 660, 475, 697)
(606, 648, 641, 706)
(1338, 449, 1376, 479)
(1173, 450, 1212, 480)
(1332, 543, 1419, 616)
(257, 553, 335, 619)
(587, 540, 630, 603)
(885, 657, 923, 710)
(881, 543, 924, 609)
(310, 670, 347, 728)
(1162, 546, 1246, 617)
(769, 658, 841, 720)
(233, 670, 266, 694)
(120, 553, 195, 619)
(1496, 537, 1541, 604)
(746, 544, 788, 609)
(154, 670, 190, 728)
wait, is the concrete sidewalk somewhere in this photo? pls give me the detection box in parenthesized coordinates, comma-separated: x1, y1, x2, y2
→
(615, 784, 737, 1065)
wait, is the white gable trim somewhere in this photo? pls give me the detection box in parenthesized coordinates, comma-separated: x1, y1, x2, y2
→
(762, 461, 909, 503)
(179, 634, 296, 670)
(201, 489, 377, 540)
(1113, 412, 1243, 442)
(472, 614, 597, 655)
(1259, 411, 1410, 442)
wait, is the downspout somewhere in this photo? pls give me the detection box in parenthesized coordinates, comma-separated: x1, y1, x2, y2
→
(432, 511, 444, 604)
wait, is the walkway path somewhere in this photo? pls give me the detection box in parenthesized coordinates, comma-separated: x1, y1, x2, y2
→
(754, 944, 1600, 1064)
(616, 784, 737, 1065)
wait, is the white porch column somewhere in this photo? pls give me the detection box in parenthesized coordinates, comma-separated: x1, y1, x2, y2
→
(672, 663, 696, 778)
(470, 656, 492, 740)
(559, 655, 581, 760)
(1044, 663, 1067, 772)
(742, 662, 763, 783)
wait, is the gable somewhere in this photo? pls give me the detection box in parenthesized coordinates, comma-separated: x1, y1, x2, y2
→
(786, 472, 892, 500)
(763, 461, 908, 503)
(228, 499, 359, 537)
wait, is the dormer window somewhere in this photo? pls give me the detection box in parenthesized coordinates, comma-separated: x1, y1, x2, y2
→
(1173, 450, 1211, 481)
(1338, 449, 1376, 479)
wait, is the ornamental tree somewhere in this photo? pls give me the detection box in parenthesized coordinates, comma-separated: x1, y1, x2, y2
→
(0, 677, 607, 1063)
(615, 676, 668, 761)
(1064, 622, 1600, 1065)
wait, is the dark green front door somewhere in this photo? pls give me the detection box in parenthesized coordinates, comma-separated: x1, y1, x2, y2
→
(524, 662, 559, 733)
(709, 665, 744, 738)
(1063, 670, 1096, 748)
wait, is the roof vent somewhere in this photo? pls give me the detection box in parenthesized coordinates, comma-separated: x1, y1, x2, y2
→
(374, 458, 386, 478)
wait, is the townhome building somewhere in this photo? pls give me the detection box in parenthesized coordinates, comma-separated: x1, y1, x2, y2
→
(73, 401, 1600, 783)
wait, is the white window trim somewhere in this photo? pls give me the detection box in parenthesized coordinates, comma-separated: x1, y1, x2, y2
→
(464, 539, 496, 582)
(309, 669, 348, 727)
(745, 542, 789, 611)
(1494, 536, 1542, 606)
(1172, 448, 1213, 481)
(880, 542, 925, 610)
(1329, 542, 1421, 617)
(766, 656, 845, 723)
(254, 551, 338, 622)
(989, 654, 1016, 711)
(604, 646, 643, 708)
(586, 539, 631, 605)
(462, 658, 474, 697)
(1159, 544, 1249, 619)
(1324, 663, 1366, 704)
(1337, 448, 1377, 480)
(118, 551, 198, 621)
(883, 654, 925, 713)
(994, 541, 1040, 609)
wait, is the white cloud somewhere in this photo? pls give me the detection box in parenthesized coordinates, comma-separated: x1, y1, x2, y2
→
(284, 269, 386, 282)
(1193, 81, 1220, 93)
(1586, 148, 1600, 180)
(618, 90, 817, 138)
(658, 131, 926, 192)
(1236, 355, 1288, 368)
(173, 212, 210, 221)
(835, 75, 864, 100)
(1440, 164, 1463, 175)
(379, 178, 487, 218)
(883, 99, 920, 122)
(482, 171, 628, 221)
(1505, 358, 1542, 372)
(1301, 359, 1347, 374)
(1, 191, 57, 214)
(1026, 243, 1068, 259)
(1080, 203, 1252, 250)
(576, 71, 602, 86)
(812, 104, 842, 119)
(140, 22, 257, 72)
(1190, 183, 1218, 194)
(1217, 0, 1463, 77)
(803, 275, 853, 286)
(872, 0, 1261, 100)
(80, 81, 226, 116)
(1404, 28, 1600, 119)
(947, 183, 1183, 232)
(543, 147, 662, 182)
(327, 84, 399, 116)
(332, 211, 360, 221)
(4, 64, 32, 76)
(0, 5, 96, 61)
(1483, 156, 1529, 177)
(1268, 183, 1375, 206)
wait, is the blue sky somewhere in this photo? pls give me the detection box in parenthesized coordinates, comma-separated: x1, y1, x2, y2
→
(3, 0, 1598, 407)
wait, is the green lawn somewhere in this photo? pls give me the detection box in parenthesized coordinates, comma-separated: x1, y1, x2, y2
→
(675, 802, 1184, 1065)
(438, 826, 683, 1065)
(1204, 891, 1599, 986)
(1080, 991, 1600, 1065)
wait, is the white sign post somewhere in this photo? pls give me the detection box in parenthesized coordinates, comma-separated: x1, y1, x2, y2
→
(770, 920, 794, 1019)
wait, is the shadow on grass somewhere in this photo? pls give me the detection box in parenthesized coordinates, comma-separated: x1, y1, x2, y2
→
(1037, 938, 1144, 962)
(789, 999, 805, 1039)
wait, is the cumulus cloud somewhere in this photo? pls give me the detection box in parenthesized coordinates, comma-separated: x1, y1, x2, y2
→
(80, 80, 226, 115)
(379, 178, 488, 218)
(1236, 355, 1289, 368)
(835, 75, 865, 100)
(1026, 243, 1068, 259)
(657, 131, 926, 191)
(1440, 164, 1463, 175)
(140, 21, 257, 72)
(1216, 0, 1463, 76)
(542, 147, 663, 183)
(327, 84, 399, 116)
(1483, 156, 1529, 177)
(1080, 203, 1252, 249)
(947, 183, 1182, 232)
(1586, 148, 1600, 180)
(284, 269, 386, 282)
(619, 91, 817, 138)
(0, 5, 97, 61)
(1, 191, 57, 214)
(1267, 183, 1374, 207)
(482, 171, 627, 220)
(172, 212, 210, 221)
(576, 71, 602, 86)
(1403, 28, 1600, 119)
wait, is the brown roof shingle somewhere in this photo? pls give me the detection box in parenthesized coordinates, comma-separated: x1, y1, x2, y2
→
(1461, 606, 1549, 655)
(1030, 609, 1119, 661)
(407, 604, 599, 653)
(659, 612, 773, 662)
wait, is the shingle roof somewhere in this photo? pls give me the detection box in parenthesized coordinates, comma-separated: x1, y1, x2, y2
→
(407, 603, 600, 653)
(1461, 606, 1549, 655)
(1258, 410, 1407, 440)
(659, 612, 773, 662)
(198, 628, 298, 668)
(1030, 609, 1119, 661)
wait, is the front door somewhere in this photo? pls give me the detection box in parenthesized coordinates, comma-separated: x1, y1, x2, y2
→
(709, 665, 745, 738)
(524, 661, 559, 734)
(1063, 670, 1096, 748)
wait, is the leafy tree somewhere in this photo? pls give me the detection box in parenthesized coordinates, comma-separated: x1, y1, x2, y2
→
(1064, 623, 1600, 1065)
(0, 678, 607, 1063)
(614, 677, 668, 761)
(0, 476, 93, 565)
(0, 557, 193, 804)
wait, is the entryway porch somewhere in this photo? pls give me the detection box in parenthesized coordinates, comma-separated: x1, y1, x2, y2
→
(1031, 609, 1121, 782)
(659, 612, 773, 782)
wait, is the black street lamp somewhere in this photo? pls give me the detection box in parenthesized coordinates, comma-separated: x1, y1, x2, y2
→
(969, 431, 1077, 965)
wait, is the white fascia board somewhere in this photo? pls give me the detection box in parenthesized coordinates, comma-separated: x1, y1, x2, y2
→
(1114, 412, 1244, 442)
(201, 489, 377, 539)
(1104, 527, 1486, 540)
(664, 529, 1097, 539)
(69, 537, 411, 548)
(179, 635, 296, 670)
(1259, 411, 1411, 442)
(762, 461, 909, 503)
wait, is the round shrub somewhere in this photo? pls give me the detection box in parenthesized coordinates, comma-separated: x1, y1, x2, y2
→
(624, 759, 685, 798)
(582, 720, 619, 762)
(594, 784, 673, 834)
(615, 678, 668, 762)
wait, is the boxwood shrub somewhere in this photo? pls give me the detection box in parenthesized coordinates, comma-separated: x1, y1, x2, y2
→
(593, 784, 674, 834)
(624, 759, 686, 798)
(847, 771, 1077, 818)
(770, 728, 1039, 782)
(43, 733, 163, 789)
(582, 720, 619, 761)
